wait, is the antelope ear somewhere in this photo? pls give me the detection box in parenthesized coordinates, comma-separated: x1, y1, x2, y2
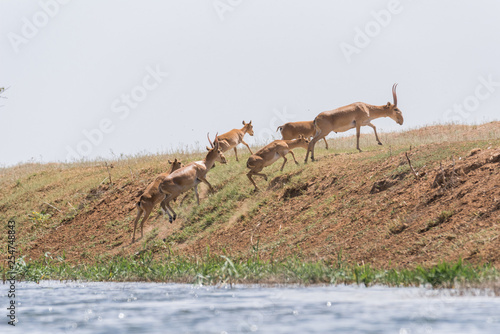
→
(249, 120, 252, 124)
(242, 120, 246, 125)
(168, 160, 172, 164)
(385, 102, 391, 108)
(214, 134, 219, 149)
(206, 146, 211, 151)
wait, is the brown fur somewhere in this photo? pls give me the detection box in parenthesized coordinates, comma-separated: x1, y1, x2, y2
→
(246, 135, 310, 190)
(158, 135, 227, 222)
(277, 120, 329, 149)
(131, 159, 183, 242)
(305, 84, 403, 163)
(217, 121, 254, 161)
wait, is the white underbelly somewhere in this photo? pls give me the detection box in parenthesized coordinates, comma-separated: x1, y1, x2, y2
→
(264, 153, 281, 167)
(334, 121, 356, 133)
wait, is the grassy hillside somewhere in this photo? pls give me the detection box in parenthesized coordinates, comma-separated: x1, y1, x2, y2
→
(1, 122, 499, 271)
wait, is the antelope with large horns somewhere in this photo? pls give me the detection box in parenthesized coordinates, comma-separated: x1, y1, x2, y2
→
(217, 120, 254, 161)
(305, 84, 403, 163)
(131, 158, 183, 242)
(277, 120, 329, 149)
(158, 134, 227, 222)
(246, 135, 310, 190)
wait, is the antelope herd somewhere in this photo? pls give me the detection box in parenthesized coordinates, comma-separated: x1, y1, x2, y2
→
(131, 84, 403, 242)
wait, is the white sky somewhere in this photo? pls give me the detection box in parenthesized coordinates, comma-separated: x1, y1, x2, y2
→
(1, 0, 499, 166)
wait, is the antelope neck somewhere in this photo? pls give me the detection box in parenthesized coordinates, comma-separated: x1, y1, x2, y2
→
(366, 105, 391, 120)
(285, 139, 303, 149)
(202, 152, 218, 170)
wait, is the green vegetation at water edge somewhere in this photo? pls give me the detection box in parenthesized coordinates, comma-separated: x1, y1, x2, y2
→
(5, 253, 499, 288)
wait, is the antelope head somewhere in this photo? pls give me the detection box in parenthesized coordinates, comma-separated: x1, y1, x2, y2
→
(207, 133, 227, 164)
(168, 158, 183, 169)
(242, 120, 254, 136)
(294, 134, 310, 149)
(384, 83, 404, 125)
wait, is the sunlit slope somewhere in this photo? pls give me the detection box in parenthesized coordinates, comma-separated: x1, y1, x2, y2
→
(1, 122, 499, 268)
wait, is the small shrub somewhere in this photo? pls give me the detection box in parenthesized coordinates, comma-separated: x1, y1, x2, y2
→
(28, 211, 52, 229)
(420, 210, 454, 233)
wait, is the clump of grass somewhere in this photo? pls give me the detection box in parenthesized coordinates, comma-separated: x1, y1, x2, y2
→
(28, 211, 52, 229)
(420, 210, 454, 233)
(388, 221, 408, 235)
(413, 259, 474, 288)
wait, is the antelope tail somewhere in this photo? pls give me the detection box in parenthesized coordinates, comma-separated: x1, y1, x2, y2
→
(276, 126, 283, 132)
(136, 196, 145, 208)
(313, 118, 320, 137)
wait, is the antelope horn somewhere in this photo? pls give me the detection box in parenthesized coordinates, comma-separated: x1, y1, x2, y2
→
(207, 132, 214, 148)
(392, 83, 398, 107)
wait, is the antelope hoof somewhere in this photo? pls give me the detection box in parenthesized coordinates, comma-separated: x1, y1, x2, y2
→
(264, 175, 268, 181)
(378, 142, 383, 146)
(295, 161, 299, 165)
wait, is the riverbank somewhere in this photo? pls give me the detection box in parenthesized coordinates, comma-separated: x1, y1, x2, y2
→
(10, 253, 500, 291)
(1, 122, 499, 280)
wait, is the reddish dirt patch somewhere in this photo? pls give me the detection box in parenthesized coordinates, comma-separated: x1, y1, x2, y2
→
(25, 181, 141, 261)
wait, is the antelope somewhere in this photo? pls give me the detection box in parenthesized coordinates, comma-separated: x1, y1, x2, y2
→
(305, 84, 403, 163)
(246, 135, 310, 190)
(158, 134, 227, 222)
(217, 120, 254, 161)
(277, 120, 329, 149)
(131, 158, 183, 243)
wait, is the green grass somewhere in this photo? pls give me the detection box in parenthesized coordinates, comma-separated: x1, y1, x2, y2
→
(5, 253, 498, 288)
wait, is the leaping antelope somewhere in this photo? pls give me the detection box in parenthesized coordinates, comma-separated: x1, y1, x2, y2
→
(158, 134, 227, 222)
(131, 158, 183, 242)
(217, 120, 254, 161)
(246, 135, 310, 190)
(305, 84, 403, 163)
(277, 120, 329, 149)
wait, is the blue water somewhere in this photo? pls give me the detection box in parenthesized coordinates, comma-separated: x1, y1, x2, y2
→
(1, 281, 499, 333)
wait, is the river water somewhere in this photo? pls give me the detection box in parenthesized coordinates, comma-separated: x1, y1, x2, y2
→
(2, 281, 499, 333)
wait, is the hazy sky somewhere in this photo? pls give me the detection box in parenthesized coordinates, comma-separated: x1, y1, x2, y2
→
(1, 0, 499, 166)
